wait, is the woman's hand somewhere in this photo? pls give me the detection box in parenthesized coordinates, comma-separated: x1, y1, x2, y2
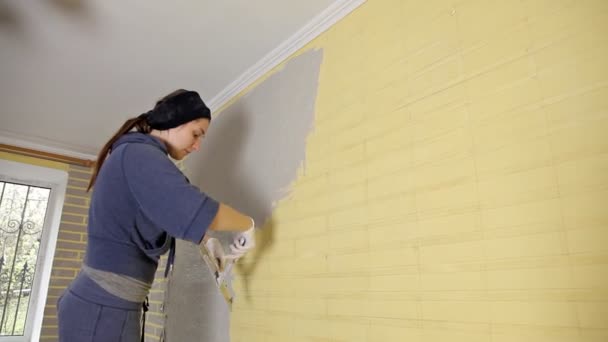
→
(228, 220, 255, 258)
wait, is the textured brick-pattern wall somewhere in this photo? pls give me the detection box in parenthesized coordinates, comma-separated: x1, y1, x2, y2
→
(230, 1, 608, 341)
(144, 255, 168, 341)
(40, 164, 92, 341)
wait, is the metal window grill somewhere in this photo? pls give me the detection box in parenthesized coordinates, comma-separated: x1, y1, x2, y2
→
(0, 181, 50, 336)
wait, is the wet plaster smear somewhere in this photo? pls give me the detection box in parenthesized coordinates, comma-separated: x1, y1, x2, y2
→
(164, 48, 323, 342)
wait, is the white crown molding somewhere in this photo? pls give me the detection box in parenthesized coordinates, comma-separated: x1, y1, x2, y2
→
(0, 130, 97, 161)
(208, 0, 366, 113)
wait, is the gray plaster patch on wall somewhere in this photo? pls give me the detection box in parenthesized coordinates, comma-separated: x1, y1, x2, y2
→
(164, 48, 323, 342)
(163, 239, 228, 342)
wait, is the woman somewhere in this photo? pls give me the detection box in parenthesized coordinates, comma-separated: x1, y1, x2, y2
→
(57, 89, 255, 341)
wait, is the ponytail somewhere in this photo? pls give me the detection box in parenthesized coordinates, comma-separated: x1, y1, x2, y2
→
(87, 114, 151, 191)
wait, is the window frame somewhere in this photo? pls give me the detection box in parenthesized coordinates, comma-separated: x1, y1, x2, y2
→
(0, 159, 67, 342)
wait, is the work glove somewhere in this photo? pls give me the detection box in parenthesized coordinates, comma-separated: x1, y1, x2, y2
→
(228, 218, 256, 259)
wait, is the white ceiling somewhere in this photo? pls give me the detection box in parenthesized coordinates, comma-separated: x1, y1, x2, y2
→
(0, 0, 346, 158)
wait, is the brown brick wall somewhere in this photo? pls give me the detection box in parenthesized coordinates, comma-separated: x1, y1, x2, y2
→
(144, 255, 168, 342)
(40, 164, 91, 341)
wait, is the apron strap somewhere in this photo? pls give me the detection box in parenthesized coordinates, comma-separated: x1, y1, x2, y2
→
(141, 296, 149, 342)
(164, 237, 176, 278)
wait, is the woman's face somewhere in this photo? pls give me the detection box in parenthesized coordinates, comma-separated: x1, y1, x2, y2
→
(163, 118, 210, 160)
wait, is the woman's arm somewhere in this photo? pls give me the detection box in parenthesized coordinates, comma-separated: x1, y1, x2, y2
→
(208, 203, 253, 232)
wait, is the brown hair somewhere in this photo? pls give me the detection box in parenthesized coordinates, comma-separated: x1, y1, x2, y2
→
(87, 89, 189, 191)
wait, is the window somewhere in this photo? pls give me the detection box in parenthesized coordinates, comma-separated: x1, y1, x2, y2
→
(0, 160, 67, 342)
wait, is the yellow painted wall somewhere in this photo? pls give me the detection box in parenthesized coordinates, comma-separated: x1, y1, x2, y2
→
(229, 1, 608, 341)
